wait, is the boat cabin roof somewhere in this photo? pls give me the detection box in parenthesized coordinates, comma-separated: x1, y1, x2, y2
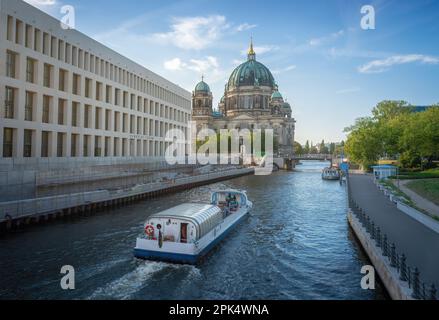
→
(149, 203, 221, 224)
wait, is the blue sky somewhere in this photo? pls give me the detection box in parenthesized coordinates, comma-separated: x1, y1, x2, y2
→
(26, 0, 439, 144)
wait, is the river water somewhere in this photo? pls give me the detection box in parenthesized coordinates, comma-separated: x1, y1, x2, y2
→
(0, 161, 387, 300)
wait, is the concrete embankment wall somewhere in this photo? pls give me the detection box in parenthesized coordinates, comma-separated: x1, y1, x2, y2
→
(0, 168, 254, 229)
(0, 157, 187, 202)
(348, 210, 413, 300)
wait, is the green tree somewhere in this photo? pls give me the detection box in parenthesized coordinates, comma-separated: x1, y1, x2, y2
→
(399, 106, 439, 169)
(344, 101, 417, 169)
(294, 141, 303, 155)
(303, 140, 310, 154)
(329, 143, 336, 155)
(344, 117, 381, 169)
(319, 140, 329, 154)
(310, 142, 318, 154)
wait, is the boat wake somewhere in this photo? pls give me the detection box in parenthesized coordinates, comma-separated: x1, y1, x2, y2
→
(88, 261, 167, 300)
(87, 261, 201, 300)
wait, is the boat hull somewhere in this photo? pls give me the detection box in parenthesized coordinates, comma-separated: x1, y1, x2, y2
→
(322, 176, 340, 181)
(134, 205, 251, 265)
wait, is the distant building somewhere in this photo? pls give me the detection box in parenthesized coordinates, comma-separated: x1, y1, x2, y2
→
(408, 106, 433, 113)
(0, 0, 191, 163)
(372, 165, 398, 180)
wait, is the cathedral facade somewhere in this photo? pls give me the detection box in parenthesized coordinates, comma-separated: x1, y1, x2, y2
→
(191, 41, 296, 157)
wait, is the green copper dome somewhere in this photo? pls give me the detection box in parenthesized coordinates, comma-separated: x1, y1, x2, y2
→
(227, 59, 276, 89)
(271, 91, 283, 99)
(194, 80, 211, 93)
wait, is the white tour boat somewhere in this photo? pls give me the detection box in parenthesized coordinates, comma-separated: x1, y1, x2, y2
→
(134, 190, 252, 264)
(322, 167, 341, 181)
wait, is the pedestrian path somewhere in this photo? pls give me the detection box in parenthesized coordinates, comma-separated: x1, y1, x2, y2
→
(349, 174, 439, 288)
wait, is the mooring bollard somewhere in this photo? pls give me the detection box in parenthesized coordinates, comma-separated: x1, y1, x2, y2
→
(422, 283, 427, 300)
(429, 284, 437, 300)
(376, 227, 381, 247)
(412, 268, 421, 300)
(371, 222, 376, 239)
(390, 243, 397, 267)
(400, 254, 407, 282)
(382, 235, 388, 256)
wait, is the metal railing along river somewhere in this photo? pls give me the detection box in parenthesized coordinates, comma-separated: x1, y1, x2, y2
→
(347, 179, 437, 300)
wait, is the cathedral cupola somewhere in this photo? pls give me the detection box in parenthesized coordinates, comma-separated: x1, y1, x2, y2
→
(192, 76, 213, 118)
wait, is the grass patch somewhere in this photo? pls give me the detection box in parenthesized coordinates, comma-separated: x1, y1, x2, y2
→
(406, 179, 439, 206)
(390, 168, 439, 180)
(379, 179, 439, 221)
(379, 179, 415, 206)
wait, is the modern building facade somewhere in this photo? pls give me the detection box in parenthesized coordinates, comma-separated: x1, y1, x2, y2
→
(0, 0, 191, 163)
(191, 40, 296, 157)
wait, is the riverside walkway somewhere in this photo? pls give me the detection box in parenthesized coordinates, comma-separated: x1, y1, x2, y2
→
(349, 174, 439, 291)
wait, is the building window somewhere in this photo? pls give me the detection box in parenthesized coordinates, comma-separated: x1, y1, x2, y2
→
(115, 88, 120, 106)
(6, 51, 17, 78)
(58, 99, 65, 125)
(94, 136, 101, 157)
(59, 69, 67, 92)
(96, 82, 102, 101)
(105, 137, 110, 157)
(57, 133, 64, 157)
(95, 108, 101, 129)
(25, 91, 34, 121)
(41, 131, 49, 157)
(26, 58, 36, 83)
(83, 135, 89, 157)
(23, 129, 33, 157)
(5, 87, 15, 119)
(85, 78, 91, 98)
(42, 95, 51, 123)
(43, 64, 52, 88)
(73, 74, 80, 95)
(3, 128, 14, 158)
(84, 105, 91, 128)
(105, 110, 111, 131)
(71, 134, 78, 157)
(106, 85, 111, 103)
(72, 102, 79, 127)
(7, 16, 13, 41)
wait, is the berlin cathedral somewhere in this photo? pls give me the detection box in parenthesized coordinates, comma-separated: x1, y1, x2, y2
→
(191, 40, 296, 156)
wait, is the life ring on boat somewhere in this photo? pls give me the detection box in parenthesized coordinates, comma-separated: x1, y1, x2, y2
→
(144, 225, 154, 237)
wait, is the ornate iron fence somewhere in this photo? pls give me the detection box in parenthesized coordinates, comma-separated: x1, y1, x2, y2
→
(347, 181, 437, 300)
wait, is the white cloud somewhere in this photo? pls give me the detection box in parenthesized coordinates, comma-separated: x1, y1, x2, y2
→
(164, 58, 184, 71)
(309, 30, 344, 46)
(165, 56, 222, 75)
(272, 65, 297, 75)
(187, 56, 219, 73)
(358, 54, 439, 74)
(236, 23, 257, 32)
(152, 15, 230, 50)
(241, 45, 279, 56)
(163, 56, 227, 86)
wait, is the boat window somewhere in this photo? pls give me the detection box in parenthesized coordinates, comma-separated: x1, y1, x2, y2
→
(180, 223, 188, 243)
